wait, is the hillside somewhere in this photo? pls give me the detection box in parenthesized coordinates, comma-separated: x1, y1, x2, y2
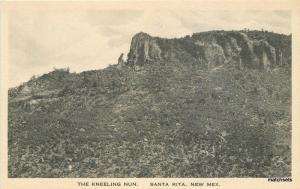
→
(8, 30, 291, 177)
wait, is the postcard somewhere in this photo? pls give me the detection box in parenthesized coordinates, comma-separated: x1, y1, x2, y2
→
(0, 0, 299, 188)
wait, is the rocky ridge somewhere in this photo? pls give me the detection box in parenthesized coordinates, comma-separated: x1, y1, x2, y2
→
(125, 30, 291, 70)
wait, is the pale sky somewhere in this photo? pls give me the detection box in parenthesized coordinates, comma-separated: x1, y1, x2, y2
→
(9, 10, 291, 87)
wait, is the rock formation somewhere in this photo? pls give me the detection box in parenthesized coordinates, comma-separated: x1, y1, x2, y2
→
(117, 53, 125, 69)
(126, 32, 162, 69)
(125, 30, 291, 70)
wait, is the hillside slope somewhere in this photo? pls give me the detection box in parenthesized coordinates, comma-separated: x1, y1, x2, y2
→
(8, 30, 291, 177)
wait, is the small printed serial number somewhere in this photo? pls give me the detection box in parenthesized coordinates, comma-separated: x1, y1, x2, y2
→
(268, 178, 292, 182)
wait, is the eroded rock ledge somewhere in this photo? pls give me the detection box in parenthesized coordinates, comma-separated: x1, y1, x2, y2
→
(125, 31, 291, 70)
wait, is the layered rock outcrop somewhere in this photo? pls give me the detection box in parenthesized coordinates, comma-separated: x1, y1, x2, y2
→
(125, 31, 291, 70)
(126, 32, 162, 69)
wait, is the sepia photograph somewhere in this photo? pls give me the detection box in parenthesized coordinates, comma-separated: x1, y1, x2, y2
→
(1, 0, 300, 188)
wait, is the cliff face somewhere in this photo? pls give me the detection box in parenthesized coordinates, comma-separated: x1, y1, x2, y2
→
(126, 32, 163, 68)
(126, 31, 291, 70)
